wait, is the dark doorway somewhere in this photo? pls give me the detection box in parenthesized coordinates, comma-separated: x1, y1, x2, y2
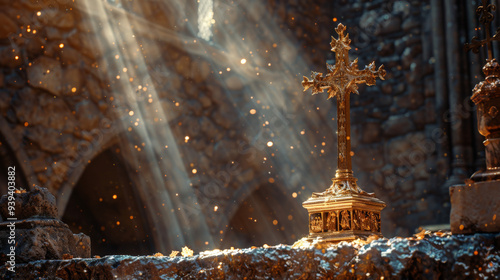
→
(221, 184, 307, 249)
(62, 147, 154, 256)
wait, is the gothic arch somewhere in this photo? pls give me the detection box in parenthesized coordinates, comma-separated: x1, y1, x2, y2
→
(61, 146, 155, 256)
(221, 181, 307, 248)
(56, 124, 121, 217)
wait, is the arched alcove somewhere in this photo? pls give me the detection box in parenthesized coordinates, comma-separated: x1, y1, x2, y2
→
(0, 132, 29, 196)
(62, 147, 154, 256)
(221, 183, 308, 248)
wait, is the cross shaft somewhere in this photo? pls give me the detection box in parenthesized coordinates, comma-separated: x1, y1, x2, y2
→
(302, 23, 385, 196)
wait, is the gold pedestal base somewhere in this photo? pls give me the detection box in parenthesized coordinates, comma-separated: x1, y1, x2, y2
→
(303, 191, 385, 243)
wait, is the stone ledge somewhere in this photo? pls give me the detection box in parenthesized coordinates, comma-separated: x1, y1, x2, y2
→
(1, 232, 499, 279)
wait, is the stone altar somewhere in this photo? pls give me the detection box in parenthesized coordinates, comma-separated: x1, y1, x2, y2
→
(1, 232, 498, 279)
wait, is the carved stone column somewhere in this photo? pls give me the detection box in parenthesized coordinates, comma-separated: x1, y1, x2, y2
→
(470, 59, 500, 181)
(450, 1, 500, 235)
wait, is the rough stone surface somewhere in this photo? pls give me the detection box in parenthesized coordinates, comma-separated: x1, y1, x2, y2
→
(27, 56, 63, 96)
(450, 181, 500, 234)
(1, 233, 499, 279)
(0, 186, 57, 220)
(0, 219, 91, 264)
(0, 187, 91, 264)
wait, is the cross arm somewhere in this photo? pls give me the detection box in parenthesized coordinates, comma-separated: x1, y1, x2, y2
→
(465, 27, 500, 53)
(302, 71, 339, 98)
(345, 62, 386, 95)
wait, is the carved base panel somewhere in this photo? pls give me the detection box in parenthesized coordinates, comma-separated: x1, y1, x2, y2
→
(308, 209, 381, 234)
(303, 193, 385, 242)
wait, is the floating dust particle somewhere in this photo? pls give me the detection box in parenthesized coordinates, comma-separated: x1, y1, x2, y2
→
(292, 192, 297, 198)
(273, 220, 278, 225)
(214, 205, 218, 211)
(249, 109, 256, 114)
(59, 43, 64, 48)
(192, 169, 197, 174)
(240, 58, 246, 64)
(129, 111, 134, 116)
(460, 224, 464, 230)
(112, 194, 117, 199)
(267, 141, 273, 147)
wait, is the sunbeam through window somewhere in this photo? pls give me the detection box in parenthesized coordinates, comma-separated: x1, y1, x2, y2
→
(198, 0, 214, 41)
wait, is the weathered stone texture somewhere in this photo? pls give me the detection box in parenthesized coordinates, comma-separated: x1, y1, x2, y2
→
(1, 233, 499, 279)
(0, 187, 91, 264)
(0, 186, 57, 220)
(450, 181, 500, 234)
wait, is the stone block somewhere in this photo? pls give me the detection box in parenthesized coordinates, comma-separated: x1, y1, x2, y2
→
(0, 219, 90, 263)
(450, 181, 500, 234)
(27, 56, 62, 96)
(0, 186, 91, 263)
(0, 186, 57, 220)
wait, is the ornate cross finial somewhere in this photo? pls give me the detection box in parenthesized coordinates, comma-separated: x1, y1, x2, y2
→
(465, 0, 500, 61)
(302, 23, 385, 196)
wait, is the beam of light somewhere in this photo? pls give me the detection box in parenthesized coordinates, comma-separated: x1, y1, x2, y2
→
(76, 0, 214, 252)
(73, 0, 336, 250)
(198, 0, 214, 41)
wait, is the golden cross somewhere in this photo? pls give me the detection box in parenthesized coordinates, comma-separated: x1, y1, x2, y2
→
(302, 23, 385, 195)
(465, 0, 500, 60)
